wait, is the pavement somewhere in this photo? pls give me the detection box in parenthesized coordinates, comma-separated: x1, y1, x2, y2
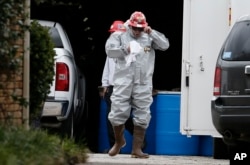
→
(83, 153, 229, 165)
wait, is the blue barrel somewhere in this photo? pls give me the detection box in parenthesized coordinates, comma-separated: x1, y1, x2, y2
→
(143, 96, 156, 154)
(98, 99, 110, 153)
(155, 91, 199, 155)
(198, 136, 213, 156)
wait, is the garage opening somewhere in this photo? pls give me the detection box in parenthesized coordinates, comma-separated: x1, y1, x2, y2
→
(31, 0, 183, 152)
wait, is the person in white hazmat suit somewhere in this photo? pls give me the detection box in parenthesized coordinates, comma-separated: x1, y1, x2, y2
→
(100, 20, 137, 151)
(105, 11, 170, 158)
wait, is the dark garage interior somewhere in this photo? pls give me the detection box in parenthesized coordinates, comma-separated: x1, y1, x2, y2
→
(31, 0, 183, 152)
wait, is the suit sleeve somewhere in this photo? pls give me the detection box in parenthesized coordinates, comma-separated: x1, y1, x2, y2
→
(105, 32, 128, 58)
(150, 29, 170, 51)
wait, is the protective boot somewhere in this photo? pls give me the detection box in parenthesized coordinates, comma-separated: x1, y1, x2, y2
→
(108, 125, 126, 156)
(131, 126, 149, 158)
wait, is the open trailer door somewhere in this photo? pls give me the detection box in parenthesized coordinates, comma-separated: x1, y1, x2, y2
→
(180, 0, 230, 137)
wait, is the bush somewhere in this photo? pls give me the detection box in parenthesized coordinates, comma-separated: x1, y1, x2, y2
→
(29, 20, 56, 120)
(0, 126, 88, 165)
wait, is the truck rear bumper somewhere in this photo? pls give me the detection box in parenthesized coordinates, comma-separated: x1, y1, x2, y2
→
(211, 96, 250, 135)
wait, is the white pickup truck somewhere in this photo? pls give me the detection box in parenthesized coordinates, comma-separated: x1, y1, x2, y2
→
(38, 20, 87, 139)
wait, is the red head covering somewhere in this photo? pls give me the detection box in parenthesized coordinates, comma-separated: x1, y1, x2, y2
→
(109, 20, 126, 32)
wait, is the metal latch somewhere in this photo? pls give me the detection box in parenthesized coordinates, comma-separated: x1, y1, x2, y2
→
(200, 55, 204, 71)
(185, 61, 190, 87)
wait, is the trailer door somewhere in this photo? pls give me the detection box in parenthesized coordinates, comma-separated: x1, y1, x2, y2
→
(180, 0, 230, 137)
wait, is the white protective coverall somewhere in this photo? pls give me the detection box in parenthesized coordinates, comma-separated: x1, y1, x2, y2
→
(105, 27, 169, 129)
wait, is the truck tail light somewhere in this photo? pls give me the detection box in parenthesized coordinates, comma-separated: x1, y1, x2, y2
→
(55, 62, 69, 91)
(213, 67, 221, 96)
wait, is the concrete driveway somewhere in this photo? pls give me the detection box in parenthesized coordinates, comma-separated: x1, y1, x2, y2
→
(82, 153, 229, 165)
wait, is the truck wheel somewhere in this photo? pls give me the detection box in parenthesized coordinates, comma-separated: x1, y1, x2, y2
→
(213, 137, 229, 159)
(61, 108, 74, 139)
(74, 68, 86, 125)
(74, 101, 88, 144)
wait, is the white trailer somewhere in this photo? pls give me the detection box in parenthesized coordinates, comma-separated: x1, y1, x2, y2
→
(180, 0, 230, 137)
(180, 0, 250, 137)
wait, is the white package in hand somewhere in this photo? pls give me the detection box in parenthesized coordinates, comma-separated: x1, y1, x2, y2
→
(125, 41, 142, 66)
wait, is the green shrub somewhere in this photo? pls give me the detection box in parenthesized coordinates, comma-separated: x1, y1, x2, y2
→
(0, 0, 24, 73)
(29, 20, 56, 120)
(0, 126, 88, 165)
